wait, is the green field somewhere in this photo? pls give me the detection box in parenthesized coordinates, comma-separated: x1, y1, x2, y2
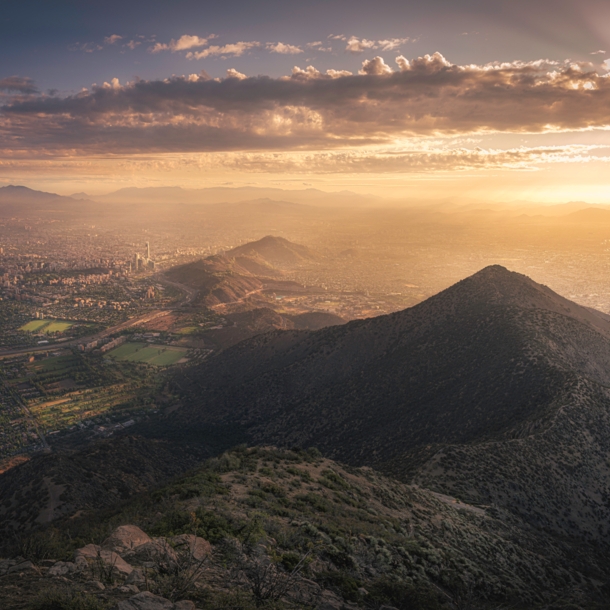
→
(20, 319, 74, 334)
(107, 342, 188, 366)
(176, 326, 198, 335)
(20, 320, 49, 332)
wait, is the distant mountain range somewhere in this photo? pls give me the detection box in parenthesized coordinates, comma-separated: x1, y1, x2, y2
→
(0, 185, 66, 202)
(88, 185, 380, 207)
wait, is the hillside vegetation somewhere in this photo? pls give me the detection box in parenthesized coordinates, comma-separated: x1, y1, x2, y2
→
(2, 447, 606, 609)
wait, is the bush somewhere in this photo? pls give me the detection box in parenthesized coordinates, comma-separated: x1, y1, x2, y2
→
(364, 577, 443, 610)
(317, 570, 362, 602)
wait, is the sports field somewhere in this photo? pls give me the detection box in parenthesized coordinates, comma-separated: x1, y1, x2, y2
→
(20, 319, 75, 334)
(20, 320, 48, 332)
(44, 321, 73, 333)
(176, 326, 198, 334)
(106, 342, 188, 366)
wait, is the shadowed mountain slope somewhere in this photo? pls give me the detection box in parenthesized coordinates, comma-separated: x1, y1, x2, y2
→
(163, 266, 610, 544)
(165, 257, 263, 307)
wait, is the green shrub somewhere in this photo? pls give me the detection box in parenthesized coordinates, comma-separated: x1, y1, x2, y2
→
(150, 509, 194, 537)
(317, 570, 362, 603)
(364, 577, 443, 610)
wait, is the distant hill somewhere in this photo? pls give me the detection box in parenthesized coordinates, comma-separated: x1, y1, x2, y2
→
(165, 258, 263, 307)
(93, 186, 380, 207)
(165, 236, 320, 307)
(565, 207, 610, 222)
(165, 265, 610, 546)
(225, 235, 318, 269)
(0, 185, 64, 202)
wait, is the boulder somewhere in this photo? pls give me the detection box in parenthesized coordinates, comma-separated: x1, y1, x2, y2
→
(103, 525, 152, 555)
(75, 543, 102, 561)
(169, 534, 211, 562)
(174, 602, 196, 610)
(113, 591, 178, 610)
(48, 561, 78, 577)
(75, 543, 133, 577)
(123, 539, 177, 565)
(118, 584, 140, 594)
(7, 560, 39, 575)
(126, 568, 146, 586)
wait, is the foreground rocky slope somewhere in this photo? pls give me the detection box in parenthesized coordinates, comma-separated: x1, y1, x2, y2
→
(2, 447, 607, 609)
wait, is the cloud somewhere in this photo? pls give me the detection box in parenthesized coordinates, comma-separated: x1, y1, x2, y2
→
(197, 144, 609, 174)
(346, 36, 411, 54)
(150, 34, 212, 53)
(2, 144, 607, 178)
(69, 42, 103, 53)
(104, 34, 122, 45)
(290, 66, 353, 80)
(359, 57, 393, 75)
(377, 38, 411, 51)
(186, 41, 259, 59)
(307, 41, 332, 52)
(5, 53, 610, 156)
(266, 42, 303, 54)
(0, 76, 38, 94)
(226, 68, 248, 80)
(124, 40, 141, 50)
(345, 37, 377, 53)
(591, 50, 607, 55)
(604, 59, 610, 71)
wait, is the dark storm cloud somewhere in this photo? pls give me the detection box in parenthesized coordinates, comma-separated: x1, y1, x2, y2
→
(2, 54, 610, 155)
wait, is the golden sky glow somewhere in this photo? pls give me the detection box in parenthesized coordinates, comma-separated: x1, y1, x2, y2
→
(3, 1, 610, 201)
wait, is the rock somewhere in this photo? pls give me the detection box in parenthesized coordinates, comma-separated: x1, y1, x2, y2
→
(48, 561, 77, 577)
(126, 568, 146, 586)
(7, 560, 39, 575)
(174, 602, 196, 610)
(75, 543, 102, 561)
(124, 539, 177, 565)
(113, 591, 175, 610)
(119, 584, 140, 594)
(75, 543, 134, 577)
(170, 534, 211, 561)
(89, 580, 106, 590)
(103, 525, 152, 555)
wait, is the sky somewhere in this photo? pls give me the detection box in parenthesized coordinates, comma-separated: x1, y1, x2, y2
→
(2, 0, 610, 201)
